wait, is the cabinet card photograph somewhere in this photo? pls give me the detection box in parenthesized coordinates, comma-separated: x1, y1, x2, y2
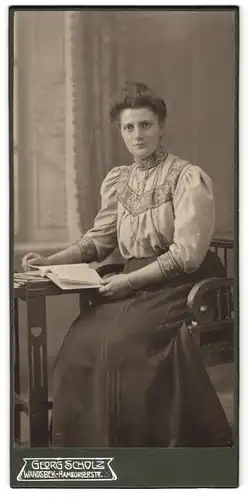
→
(10, 6, 239, 488)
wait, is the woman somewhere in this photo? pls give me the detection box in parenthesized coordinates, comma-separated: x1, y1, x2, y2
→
(23, 81, 232, 447)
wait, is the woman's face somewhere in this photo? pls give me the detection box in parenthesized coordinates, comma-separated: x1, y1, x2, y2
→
(119, 107, 164, 160)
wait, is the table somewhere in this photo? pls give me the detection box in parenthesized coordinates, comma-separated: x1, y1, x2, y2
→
(14, 280, 91, 447)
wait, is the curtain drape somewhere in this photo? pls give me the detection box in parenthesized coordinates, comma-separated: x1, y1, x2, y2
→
(70, 11, 128, 233)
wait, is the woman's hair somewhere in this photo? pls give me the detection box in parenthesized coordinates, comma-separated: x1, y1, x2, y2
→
(109, 81, 167, 124)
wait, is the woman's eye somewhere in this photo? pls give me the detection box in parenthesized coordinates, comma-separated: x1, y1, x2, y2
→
(143, 122, 151, 129)
(125, 125, 133, 131)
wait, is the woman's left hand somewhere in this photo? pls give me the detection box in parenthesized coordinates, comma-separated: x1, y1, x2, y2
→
(98, 273, 133, 300)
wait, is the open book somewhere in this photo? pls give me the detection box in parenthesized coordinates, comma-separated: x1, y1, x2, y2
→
(29, 263, 101, 290)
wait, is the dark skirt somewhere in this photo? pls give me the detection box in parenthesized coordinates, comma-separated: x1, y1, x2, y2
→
(52, 251, 232, 447)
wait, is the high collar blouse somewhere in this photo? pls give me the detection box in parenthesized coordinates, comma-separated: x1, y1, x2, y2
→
(76, 152, 215, 279)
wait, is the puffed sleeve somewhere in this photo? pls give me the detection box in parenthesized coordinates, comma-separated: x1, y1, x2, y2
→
(75, 167, 120, 263)
(157, 164, 215, 277)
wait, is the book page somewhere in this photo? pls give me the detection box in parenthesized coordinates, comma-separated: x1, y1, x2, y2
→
(46, 272, 100, 290)
(29, 263, 101, 285)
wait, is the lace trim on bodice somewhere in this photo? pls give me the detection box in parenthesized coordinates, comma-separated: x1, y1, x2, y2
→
(117, 156, 190, 217)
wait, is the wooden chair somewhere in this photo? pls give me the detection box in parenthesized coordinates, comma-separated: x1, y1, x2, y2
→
(188, 238, 234, 359)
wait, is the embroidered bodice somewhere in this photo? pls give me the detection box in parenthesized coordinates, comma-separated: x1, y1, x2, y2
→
(76, 152, 215, 278)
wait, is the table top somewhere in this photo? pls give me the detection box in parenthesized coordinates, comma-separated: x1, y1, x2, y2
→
(14, 274, 94, 300)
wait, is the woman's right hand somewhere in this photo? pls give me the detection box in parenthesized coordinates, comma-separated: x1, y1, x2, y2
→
(22, 253, 49, 271)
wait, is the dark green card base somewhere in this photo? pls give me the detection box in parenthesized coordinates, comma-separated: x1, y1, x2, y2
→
(10, 446, 238, 488)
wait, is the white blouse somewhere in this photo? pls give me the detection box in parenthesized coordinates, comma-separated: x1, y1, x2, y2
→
(76, 152, 215, 278)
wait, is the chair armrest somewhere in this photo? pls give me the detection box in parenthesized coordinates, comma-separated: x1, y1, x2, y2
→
(187, 277, 234, 326)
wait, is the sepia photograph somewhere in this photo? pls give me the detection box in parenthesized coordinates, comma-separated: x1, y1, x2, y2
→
(10, 6, 238, 488)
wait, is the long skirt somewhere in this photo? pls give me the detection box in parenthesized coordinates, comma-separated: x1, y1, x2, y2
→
(51, 251, 233, 447)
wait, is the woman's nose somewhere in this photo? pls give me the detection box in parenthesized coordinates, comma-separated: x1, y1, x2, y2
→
(133, 126, 143, 140)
